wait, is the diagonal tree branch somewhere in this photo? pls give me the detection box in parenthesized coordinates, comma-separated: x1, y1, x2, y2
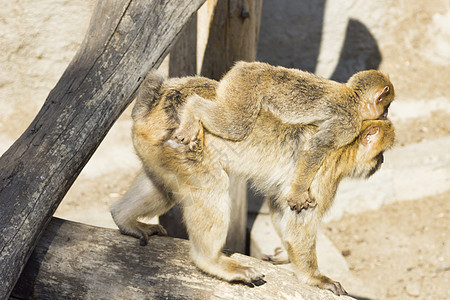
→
(0, 0, 205, 297)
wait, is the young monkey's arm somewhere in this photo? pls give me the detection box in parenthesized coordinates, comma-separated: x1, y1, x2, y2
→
(287, 118, 360, 212)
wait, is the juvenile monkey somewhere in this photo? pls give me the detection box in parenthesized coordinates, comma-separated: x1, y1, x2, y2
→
(111, 73, 395, 295)
(171, 61, 395, 211)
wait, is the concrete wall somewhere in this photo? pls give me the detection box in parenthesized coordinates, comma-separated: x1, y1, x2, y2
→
(257, 0, 450, 100)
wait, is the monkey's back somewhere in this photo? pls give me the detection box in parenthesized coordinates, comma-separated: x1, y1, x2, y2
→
(223, 61, 359, 126)
(131, 74, 393, 215)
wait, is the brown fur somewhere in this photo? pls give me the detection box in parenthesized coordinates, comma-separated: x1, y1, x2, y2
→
(171, 61, 395, 211)
(111, 73, 395, 295)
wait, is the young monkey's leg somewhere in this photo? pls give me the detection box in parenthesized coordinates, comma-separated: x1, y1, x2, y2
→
(172, 91, 261, 143)
(171, 95, 203, 146)
(287, 150, 326, 213)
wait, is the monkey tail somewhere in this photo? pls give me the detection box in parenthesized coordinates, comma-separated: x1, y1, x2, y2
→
(132, 70, 165, 121)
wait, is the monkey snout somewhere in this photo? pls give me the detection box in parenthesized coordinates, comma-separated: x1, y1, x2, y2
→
(375, 152, 384, 167)
(378, 108, 388, 120)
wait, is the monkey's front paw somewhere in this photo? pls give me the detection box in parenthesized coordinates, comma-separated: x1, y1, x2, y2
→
(287, 191, 317, 213)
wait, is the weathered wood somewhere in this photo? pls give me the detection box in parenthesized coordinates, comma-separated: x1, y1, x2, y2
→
(11, 218, 348, 300)
(226, 176, 249, 252)
(199, 0, 263, 78)
(169, 13, 198, 77)
(0, 0, 205, 298)
(198, 0, 263, 254)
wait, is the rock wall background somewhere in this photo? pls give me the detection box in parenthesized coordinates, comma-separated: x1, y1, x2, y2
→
(1, 1, 449, 298)
(258, 0, 450, 100)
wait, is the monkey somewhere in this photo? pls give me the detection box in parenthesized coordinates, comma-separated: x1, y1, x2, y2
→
(170, 61, 395, 212)
(110, 72, 395, 295)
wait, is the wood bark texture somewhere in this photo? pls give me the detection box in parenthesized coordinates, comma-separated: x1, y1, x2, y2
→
(0, 0, 205, 298)
(11, 218, 348, 300)
(169, 13, 198, 78)
(200, 0, 263, 79)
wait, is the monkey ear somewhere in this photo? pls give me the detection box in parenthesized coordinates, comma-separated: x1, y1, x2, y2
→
(361, 125, 380, 146)
(374, 86, 390, 103)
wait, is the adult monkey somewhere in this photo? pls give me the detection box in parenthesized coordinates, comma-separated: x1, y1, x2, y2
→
(111, 73, 395, 295)
(171, 61, 394, 212)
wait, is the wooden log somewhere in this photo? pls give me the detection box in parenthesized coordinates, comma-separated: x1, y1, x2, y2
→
(199, 0, 263, 79)
(198, 0, 263, 254)
(11, 218, 348, 300)
(169, 13, 198, 78)
(0, 0, 205, 298)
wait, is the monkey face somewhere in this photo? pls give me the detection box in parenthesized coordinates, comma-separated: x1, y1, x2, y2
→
(348, 70, 395, 120)
(374, 83, 394, 119)
(353, 120, 395, 178)
(378, 102, 391, 120)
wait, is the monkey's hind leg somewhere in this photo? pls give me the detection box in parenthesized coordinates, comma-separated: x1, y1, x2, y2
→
(172, 91, 260, 144)
(110, 171, 175, 246)
(270, 202, 347, 296)
(182, 172, 265, 286)
(171, 95, 203, 146)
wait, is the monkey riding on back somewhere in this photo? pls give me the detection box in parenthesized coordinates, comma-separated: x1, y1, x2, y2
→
(171, 61, 394, 212)
(110, 64, 396, 296)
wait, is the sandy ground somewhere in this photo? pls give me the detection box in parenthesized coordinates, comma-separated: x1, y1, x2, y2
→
(325, 192, 450, 300)
(1, 1, 449, 299)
